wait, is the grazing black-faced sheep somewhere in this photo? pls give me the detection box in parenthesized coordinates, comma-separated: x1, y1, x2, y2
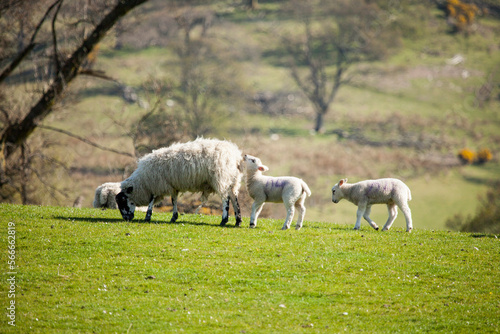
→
(331, 178, 413, 232)
(244, 154, 311, 230)
(116, 138, 243, 226)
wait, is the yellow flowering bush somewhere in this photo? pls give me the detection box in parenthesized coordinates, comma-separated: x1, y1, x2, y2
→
(476, 148, 493, 164)
(458, 148, 476, 164)
(445, 0, 479, 32)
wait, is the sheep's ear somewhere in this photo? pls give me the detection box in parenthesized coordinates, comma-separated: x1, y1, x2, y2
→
(125, 186, 133, 194)
(258, 165, 269, 172)
(338, 179, 344, 187)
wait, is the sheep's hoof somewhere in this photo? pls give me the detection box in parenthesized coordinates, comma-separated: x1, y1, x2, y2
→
(295, 226, 302, 230)
(281, 226, 289, 230)
(406, 228, 413, 233)
(375, 227, 379, 231)
(220, 217, 229, 226)
(249, 224, 256, 229)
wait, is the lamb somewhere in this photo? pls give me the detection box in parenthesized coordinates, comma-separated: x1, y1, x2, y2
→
(331, 178, 413, 232)
(244, 154, 311, 230)
(115, 138, 244, 226)
(93, 182, 122, 209)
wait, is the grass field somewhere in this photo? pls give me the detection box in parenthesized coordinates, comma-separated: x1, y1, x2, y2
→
(1, 204, 499, 333)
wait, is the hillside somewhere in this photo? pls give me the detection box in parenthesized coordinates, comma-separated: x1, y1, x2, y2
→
(1, 204, 499, 332)
(2, 0, 500, 231)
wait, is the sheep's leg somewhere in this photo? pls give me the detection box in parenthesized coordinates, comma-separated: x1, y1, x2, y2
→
(220, 197, 230, 226)
(170, 194, 179, 223)
(362, 205, 379, 230)
(230, 194, 242, 227)
(399, 203, 413, 232)
(144, 195, 155, 222)
(294, 194, 307, 230)
(196, 191, 209, 214)
(282, 203, 295, 230)
(382, 204, 398, 231)
(250, 201, 265, 228)
(354, 203, 367, 230)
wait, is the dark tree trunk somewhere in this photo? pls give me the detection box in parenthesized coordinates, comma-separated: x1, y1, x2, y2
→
(314, 112, 324, 133)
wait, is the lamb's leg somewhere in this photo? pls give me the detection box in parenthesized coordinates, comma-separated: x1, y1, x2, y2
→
(250, 201, 265, 228)
(354, 203, 367, 230)
(220, 197, 230, 226)
(382, 204, 398, 231)
(144, 195, 155, 222)
(282, 203, 295, 230)
(362, 205, 379, 230)
(230, 194, 242, 227)
(170, 193, 179, 223)
(399, 203, 413, 232)
(294, 194, 307, 230)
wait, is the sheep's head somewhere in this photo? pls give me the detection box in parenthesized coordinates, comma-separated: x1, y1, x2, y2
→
(116, 186, 136, 221)
(331, 178, 347, 203)
(244, 154, 269, 173)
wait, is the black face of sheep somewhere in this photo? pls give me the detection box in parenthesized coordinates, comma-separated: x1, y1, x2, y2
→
(116, 187, 136, 221)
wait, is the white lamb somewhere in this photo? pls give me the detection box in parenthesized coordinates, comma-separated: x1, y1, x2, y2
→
(244, 154, 311, 230)
(331, 178, 413, 232)
(93, 182, 121, 209)
(115, 138, 243, 226)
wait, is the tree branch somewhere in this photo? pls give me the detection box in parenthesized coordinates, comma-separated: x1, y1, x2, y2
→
(51, 0, 64, 76)
(0, 0, 63, 83)
(38, 125, 135, 158)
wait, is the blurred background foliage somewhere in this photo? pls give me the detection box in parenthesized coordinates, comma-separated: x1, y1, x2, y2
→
(1, 0, 499, 232)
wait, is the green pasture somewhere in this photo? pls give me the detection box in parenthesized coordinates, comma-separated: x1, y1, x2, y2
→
(1, 204, 499, 333)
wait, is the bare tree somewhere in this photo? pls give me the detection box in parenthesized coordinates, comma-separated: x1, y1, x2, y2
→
(0, 0, 148, 161)
(281, 0, 400, 133)
(0, 0, 149, 203)
(171, 6, 243, 138)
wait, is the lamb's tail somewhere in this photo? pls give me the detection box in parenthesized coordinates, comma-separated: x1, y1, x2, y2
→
(301, 180, 312, 197)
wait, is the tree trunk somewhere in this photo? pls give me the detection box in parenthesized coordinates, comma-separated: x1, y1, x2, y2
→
(314, 112, 324, 133)
(0, 0, 148, 162)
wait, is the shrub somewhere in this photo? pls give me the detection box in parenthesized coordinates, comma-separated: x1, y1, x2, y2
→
(458, 148, 476, 164)
(445, 182, 500, 234)
(457, 148, 494, 165)
(444, 0, 479, 33)
(476, 148, 493, 164)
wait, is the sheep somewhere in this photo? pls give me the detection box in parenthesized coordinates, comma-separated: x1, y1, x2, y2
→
(331, 178, 413, 232)
(243, 154, 311, 230)
(93, 182, 122, 209)
(115, 138, 244, 226)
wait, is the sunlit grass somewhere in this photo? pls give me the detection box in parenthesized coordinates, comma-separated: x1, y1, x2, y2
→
(1, 204, 499, 333)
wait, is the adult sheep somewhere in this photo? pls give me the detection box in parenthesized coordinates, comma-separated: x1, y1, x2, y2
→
(115, 138, 243, 226)
(93, 182, 121, 209)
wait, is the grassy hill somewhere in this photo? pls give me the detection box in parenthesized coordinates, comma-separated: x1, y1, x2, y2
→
(1, 204, 499, 333)
(3, 1, 500, 231)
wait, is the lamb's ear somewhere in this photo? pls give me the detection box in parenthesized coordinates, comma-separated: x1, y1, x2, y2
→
(258, 165, 269, 172)
(125, 186, 133, 194)
(338, 179, 345, 187)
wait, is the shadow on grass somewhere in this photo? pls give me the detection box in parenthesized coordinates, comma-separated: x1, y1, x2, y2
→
(52, 216, 243, 228)
(470, 233, 499, 239)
